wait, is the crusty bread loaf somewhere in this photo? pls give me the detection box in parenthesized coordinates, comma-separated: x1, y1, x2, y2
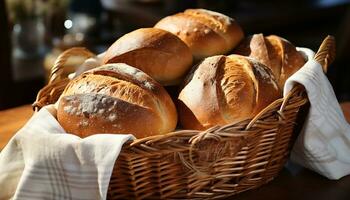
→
(234, 34, 306, 88)
(102, 28, 193, 86)
(178, 55, 281, 130)
(57, 63, 178, 138)
(155, 9, 244, 60)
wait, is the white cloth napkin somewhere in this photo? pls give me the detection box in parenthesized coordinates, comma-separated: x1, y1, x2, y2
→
(285, 48, 350, 180)
(0, 105, 134, 200)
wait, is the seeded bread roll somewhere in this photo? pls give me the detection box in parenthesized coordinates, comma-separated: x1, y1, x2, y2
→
(234, 34, 306, 88)
(57, 63, 178, 138)
(102, 28, 193, 86)
(178, 55, 281, 130)
(155, 8, 244, 60)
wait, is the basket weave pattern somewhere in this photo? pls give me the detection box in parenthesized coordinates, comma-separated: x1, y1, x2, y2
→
(107, 85, 307, 199)
(33, 36, 335, 199)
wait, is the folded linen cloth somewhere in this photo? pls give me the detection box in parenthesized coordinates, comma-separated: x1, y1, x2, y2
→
(0, 105, 134, 200)
(285, 48, 350, 180)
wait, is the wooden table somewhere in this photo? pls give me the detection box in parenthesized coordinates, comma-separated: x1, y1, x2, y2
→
(0, 104, 33, 149)
(0, 104, 349, 199)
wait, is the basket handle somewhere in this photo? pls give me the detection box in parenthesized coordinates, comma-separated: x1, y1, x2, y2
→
(314, 35, 336, 73)
(48, 47, 95, 84)
(32, 47, 95, 111)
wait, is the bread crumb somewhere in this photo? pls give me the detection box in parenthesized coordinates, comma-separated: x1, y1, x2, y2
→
(109, 113, 117, 122)
(144, 82, 154, 90)
(79, 119, 89, 127)
(64, 105, 73, 114)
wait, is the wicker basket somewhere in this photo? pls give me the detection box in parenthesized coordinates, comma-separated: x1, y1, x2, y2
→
(33, 36, 336, 199)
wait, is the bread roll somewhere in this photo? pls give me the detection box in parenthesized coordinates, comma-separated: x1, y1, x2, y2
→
(234, 34, 306, 88)
(155, 9, 244, 60)
(178, 55, 281, 130)
(57, 63, 178, 138)
(102, 28, 193, 86)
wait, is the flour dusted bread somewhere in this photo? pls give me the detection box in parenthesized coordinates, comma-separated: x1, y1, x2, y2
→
(234, 34, 306, 88)
(155, 9, 244, 60)
(178, 55, 281, 130)
(102, 28, 193, 86)
(57, 63, 177, 138)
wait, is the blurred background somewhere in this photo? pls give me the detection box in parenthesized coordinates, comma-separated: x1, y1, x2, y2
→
(0, 0, 350, 110)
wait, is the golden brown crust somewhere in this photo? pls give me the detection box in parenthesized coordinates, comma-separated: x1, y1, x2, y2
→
(234, 34, 306, 88)
(57, 63, 178, 138)
(177, 100, 205, 130)
(102, 28, 193, 86)
(178, 55, 281, 130)
(155, 9, 244, 60)
(58, 94, 162, 138)
(266, 35, 306, 87)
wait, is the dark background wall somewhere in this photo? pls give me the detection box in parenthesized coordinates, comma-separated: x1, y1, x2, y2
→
(0, 0, 13, 108)
(1, 0, 350, 110)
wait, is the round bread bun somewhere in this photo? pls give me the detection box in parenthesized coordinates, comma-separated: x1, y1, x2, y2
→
(155, 8, 244, 60)
(57, 63, 178, 138)
(178, 55, 281, 130)
(234, 34, 306, 88)
(102, 28, 193, 86)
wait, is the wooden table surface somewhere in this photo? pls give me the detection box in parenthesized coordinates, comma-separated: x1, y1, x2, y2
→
(0, 104, 33, 149)
(0, 104, 349, 199)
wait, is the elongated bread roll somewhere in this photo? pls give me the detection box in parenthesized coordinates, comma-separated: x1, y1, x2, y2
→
(57, 63, 178, 138)
(234, 34, 306, 88)
(155, 9, 244, 60)
(103, 28, 193, 86)
(178, 55, 281, 130)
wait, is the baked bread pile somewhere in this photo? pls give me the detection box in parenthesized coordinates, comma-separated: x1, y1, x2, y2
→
(56, 9, 306, 138)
